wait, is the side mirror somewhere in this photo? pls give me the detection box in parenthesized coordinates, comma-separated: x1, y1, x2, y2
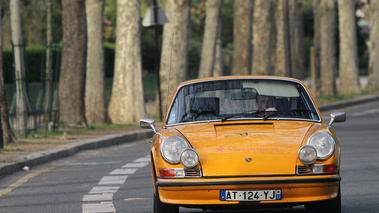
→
(140, 118, 158, 133)
(328, 112, 346, 127)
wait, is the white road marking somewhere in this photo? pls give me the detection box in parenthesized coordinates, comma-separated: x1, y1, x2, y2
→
(98, 176, 128, 185)
(134, 157, 150, 162)
(110, 168, 137, 175)
(89, 187, 120, 194)
(82, 154, 151, 212)
(122, 162, 149, 168)
(124, 198, 150, 201)
(82, 202, 116, 213)
(350, 108, 379, 116)
(83, 193, 113, 201)
(69, 161, 123, 166)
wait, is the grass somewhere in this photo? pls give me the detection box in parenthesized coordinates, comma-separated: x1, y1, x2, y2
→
(20, 122, 140, 139)
(315, 89, 379, 105)
(88, 122, 139, 129)
(0, 148, 22, 153)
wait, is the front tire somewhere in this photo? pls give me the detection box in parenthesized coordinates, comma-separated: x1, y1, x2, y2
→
(154, 186, 179, 213)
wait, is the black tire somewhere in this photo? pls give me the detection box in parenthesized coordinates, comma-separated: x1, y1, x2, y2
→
(305, 183, 341, 213)
(153, 186, 179, 213)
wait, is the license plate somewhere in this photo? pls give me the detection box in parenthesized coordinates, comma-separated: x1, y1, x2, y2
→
(220, 189, 282, 201)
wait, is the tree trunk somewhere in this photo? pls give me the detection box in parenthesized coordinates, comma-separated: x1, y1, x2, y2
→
(159, 0, 190, 112)
(292, 0, 304, 79)
(232, 0, 253, 75)
(319, 0, 336, 95)
(44, 0, 53, 126)
(369, 0, 379, 89)
(85, 0, 107, 124)
(198, 0, 223, 78)
(337, 0, 361, 94)
(0, 4, 17, 144)
(252, 0, 273, 75)
(367, 1, 376, 89)
(213, 18, 223, 77)
(108, 0, 146, 123)
(273, 0, 286, 77)
(313, 0, 321, 95)
(59, 0, 87, 127)
(10, 0, 29, 135)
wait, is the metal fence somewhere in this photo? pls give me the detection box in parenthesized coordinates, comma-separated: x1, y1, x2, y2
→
(9, 42, 61, 137)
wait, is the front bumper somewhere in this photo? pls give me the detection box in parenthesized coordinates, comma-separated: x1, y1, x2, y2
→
(156, 175, 340, 205)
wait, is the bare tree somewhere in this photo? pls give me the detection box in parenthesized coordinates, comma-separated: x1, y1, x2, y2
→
(59, 0, 87, 127)
(319, 0, 336, 95)
(159, 0, 191, 110)
(337, 0, 361, 94)
(0, 3, 16, 144)
(252, 0, 273, 75)
(232, 0, 253, 75)
(108, 0, 146, 123)
(198, 0, 223, 78)
(85, 0, 107, 124)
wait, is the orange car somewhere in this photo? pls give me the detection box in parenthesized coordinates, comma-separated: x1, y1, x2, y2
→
(140, 76, 346, 213)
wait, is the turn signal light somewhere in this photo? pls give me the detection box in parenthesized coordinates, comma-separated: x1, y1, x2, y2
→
(322, 164, 338, 173)
(297, 164, 338, 174)
(159, 168, 185, 178)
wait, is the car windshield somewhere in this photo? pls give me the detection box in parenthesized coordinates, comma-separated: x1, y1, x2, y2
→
(166, 79, 319, 125)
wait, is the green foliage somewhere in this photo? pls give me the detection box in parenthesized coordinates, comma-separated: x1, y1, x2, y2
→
(190, 1, 206, 42)
(104, 42, 116, 78)
(303, 37, 314, 76)
(221, 0, 234, 49)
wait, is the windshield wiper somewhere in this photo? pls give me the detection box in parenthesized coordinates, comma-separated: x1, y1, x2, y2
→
(221, 110, 259, 122)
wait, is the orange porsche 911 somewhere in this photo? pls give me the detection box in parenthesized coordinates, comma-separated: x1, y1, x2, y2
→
(140, 76, 346, 213)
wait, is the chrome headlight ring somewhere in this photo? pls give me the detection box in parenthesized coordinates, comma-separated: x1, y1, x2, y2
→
(307, 132, 335, 160)
(160, 136, 189, 164)
(180, 148, 199, 168)
(298, 145, 317, 165)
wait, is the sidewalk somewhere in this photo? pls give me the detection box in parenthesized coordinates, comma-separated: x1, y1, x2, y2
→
(0, 93, 378, 177)
(0, 128, 153, 177)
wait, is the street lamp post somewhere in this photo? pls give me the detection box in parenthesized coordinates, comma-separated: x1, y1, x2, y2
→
(142, 0, 169, 122)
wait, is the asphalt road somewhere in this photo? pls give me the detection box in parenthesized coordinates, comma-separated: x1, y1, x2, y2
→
(0, 100, 378, 213)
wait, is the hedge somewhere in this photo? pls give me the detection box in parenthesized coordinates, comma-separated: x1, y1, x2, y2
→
(2, 44, 118, 84)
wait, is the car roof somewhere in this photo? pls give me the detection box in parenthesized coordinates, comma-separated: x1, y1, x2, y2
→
(176, 75, 304, 88)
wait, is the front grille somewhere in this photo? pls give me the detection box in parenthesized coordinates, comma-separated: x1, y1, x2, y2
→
(297, 166, 313, 174)
(184, 168, 202, 177)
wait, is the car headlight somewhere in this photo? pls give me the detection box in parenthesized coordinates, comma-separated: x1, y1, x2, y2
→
(180, 148, 199, 168)
(307, 132, 335, 160)
(298, 145, 317, 165)
(160, 136, 189, 164)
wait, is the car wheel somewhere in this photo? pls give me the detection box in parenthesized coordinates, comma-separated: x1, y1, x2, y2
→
(305, 183, 341, 213)
(154, 186, 179, 213)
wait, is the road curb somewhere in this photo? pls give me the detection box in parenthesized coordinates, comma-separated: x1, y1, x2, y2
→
(0, 130, 154, 177)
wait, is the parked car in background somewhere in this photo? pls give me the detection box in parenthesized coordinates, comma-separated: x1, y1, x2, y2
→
(141, 76, 346, 213)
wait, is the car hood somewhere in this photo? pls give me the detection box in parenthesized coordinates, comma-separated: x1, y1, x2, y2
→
(173, 121, 315, 176)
